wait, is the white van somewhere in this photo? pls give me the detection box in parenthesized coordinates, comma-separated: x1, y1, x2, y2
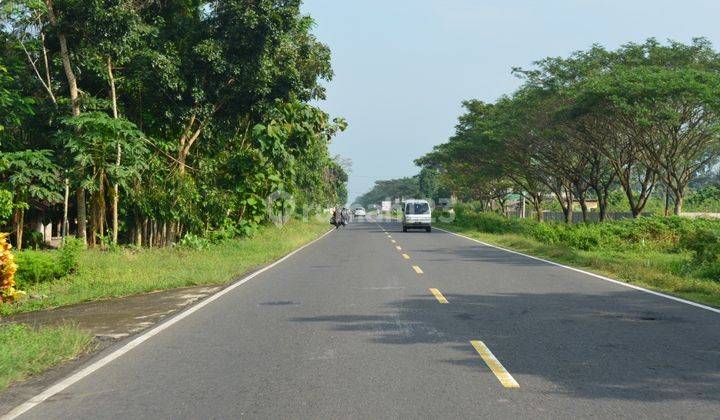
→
(402, 199, 432, 232)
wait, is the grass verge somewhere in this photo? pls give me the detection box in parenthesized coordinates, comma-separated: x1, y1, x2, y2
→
(438, 222, 720, 308)
(3, 219, 331, 316)
(0, 324, 92, 391)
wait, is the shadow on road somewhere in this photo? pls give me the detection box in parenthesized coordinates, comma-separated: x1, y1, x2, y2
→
(290, 290, 720, 403)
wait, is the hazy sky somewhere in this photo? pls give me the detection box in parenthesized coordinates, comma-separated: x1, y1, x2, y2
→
(300, 0, 720, 203)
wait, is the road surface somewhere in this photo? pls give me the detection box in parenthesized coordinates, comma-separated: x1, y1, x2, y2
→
(7, 219, 720, 419)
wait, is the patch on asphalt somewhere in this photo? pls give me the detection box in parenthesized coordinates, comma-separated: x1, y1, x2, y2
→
(591, 311, 681, 323)
(260, 301, 300, 306)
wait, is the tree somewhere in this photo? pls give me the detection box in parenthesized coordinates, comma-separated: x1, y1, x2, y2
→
(60, 112, 147, 247)
(0, 150, 62, 249)
(0, 0, 348, 247)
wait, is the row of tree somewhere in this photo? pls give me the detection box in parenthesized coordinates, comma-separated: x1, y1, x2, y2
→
(354, 167, 450, 209)
(0, 0, 348, 249)
(417, 38, 720, 222)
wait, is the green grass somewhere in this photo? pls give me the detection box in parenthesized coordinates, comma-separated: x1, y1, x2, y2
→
(438, 222, 720, 308)
(3, 219, 331, 316)
(0, 324, 92, 390)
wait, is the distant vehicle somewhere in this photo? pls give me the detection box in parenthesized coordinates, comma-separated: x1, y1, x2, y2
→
(354, 207, 366, 217)
(402, 199, 431, 232)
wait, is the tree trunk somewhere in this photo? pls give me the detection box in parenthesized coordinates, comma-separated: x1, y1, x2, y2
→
(134, 214, 142, 246)
(76, 186, 87, 244)
(90, 174, 106, 248)
(673, 191, 683, 216)
(578, 197, 588, 223)
(564, 197, 573, 224)
(47, 0, 87, 244)
(46, 1, 79, 116)
(531, 194, 543, 222)
(14, 209, 25, 250)
(166, 221, 176, 246)
(63, 178, 69, 237)
(598, 195, 608, 222)
(108, 58, 121, 245)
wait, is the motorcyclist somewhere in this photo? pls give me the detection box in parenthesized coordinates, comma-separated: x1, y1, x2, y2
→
(332, 207, 341, 229)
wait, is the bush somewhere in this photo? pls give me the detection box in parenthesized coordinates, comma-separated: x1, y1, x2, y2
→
(15, 251, 63, 286)
(58, 238, 84, 274)
(697, 261, 720, 281)
(454, 204, 529, 234)
(681, 229, 720, 265)
(530, 222, 562, 245)
(452, 207, 720, 253)
(177, 233, 210, 250)
(15, 238, 85, 287)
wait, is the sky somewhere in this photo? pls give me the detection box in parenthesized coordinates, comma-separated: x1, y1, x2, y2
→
(300, 0, 720, 204)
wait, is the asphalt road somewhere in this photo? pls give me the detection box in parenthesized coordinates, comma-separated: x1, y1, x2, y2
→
(7, 219, 720, 419)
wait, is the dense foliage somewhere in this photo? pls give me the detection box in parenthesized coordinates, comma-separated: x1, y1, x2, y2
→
(447, 203, 720, 281)
(0, 0, 347, 249)
(417, 39, 720, 222)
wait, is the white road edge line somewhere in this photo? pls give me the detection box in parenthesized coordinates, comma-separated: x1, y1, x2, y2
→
(2, 228, 336, 420)
(435, 227, 720, 315)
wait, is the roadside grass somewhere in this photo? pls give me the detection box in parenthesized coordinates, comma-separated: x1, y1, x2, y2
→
(437, 222, 720, 308)
(3, 219, 331, 316)
(0, 324, 92, 391)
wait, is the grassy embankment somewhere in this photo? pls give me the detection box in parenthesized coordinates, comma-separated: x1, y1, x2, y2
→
(3, 219, 330, 317)
(438, 208, 720, 308)
(0, 324, 92, 390)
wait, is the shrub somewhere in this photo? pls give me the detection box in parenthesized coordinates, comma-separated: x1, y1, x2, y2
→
(561, 224, 603, 251)
(0, 232, 24, 304)
(681, 229, 720, 265)
(58, 238, 84, 274)
(453, 205, 529, 234)
(15, 238, 85, 287)
(177, 233, 210, 250)
(697, 260, 720, 282)
(530, 222, 562, 245)
(452, 207, 720, 253)
(26, 231, 44, 250)
(15, 251, 63, 286)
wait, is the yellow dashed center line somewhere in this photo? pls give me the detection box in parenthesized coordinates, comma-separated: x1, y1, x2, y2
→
(395, 245, 402, 251)
(429, 288, 448, 304)
(391, 239, 397, 244)
(412, 265, 423, 274)
(470, 340, 520, 388)
(402, 253, 410, 260)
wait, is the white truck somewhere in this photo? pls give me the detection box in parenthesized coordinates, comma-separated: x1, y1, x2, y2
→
(402, 199, 432, 232)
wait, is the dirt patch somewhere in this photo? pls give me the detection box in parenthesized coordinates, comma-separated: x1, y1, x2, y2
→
(1, 286, 221, 339)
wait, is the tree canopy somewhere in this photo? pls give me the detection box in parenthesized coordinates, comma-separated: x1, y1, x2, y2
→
(416, 38, 720, 221)
(0, 0, 348, 248)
